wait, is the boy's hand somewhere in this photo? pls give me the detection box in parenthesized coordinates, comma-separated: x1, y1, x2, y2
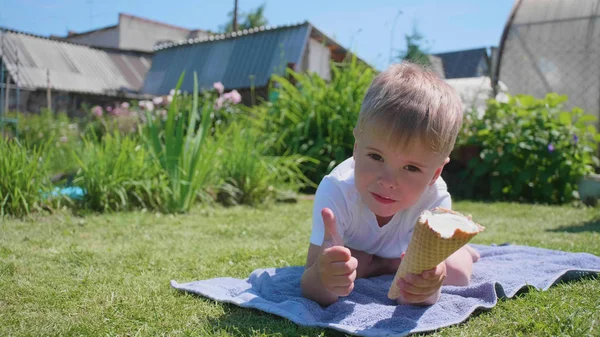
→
(396, 261, 447, 305)
(317, 208, 358, 297)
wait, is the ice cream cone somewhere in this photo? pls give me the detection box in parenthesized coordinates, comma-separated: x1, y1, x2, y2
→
(387, 207, 484, 300)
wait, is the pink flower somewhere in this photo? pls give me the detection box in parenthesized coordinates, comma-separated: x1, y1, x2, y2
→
(153, 96, 164, 105)
(138, 100, 154, 111)
(214, 97, 225, 110)
(158, 109, 168, 120)
(91, 105, 103, 118)
(120, 102, 130, 109)
(213, 82, 225, 94)
(224, 90, 242, 104)
(106, 106, 113, 113)
(111, 108, 123, 116)
(145, 101, 155, 112)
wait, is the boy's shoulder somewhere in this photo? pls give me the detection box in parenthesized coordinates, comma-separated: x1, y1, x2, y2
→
(326, 157, 355, 181)
(320, 157, 356, 190)
(316, 157, 360, 204)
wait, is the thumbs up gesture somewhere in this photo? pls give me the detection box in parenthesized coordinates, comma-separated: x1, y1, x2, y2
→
(317, 208, 358, 297)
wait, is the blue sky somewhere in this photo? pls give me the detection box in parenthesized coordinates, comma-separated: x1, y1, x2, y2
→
(1, 0, 514, 70)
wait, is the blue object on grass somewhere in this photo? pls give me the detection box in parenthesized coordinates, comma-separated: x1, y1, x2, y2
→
(42, 186, 86, 200)
(171, 244, 600, 337)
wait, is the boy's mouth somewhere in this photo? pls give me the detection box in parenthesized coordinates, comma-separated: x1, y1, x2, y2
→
(371, 192, 396, 204)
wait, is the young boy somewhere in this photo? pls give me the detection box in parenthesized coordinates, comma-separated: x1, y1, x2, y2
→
(300, 62, 480, 307)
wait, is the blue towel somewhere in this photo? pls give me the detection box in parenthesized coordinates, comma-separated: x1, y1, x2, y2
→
(171, 244, 600, 337)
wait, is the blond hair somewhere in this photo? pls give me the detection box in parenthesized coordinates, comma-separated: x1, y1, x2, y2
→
(356, 62, 463, 158)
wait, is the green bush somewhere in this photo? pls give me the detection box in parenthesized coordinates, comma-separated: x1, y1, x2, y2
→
(454, 93, 599, 204)
(0, 139, 52, 217)
(9, 110, 81, 175)
(214, 121, 313, 206)
(72, 133, 170, 212)
(262, 56, 375, 187)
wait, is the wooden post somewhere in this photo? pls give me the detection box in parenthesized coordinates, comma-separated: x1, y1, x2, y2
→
(15, 50, 19, 114)
(46, 69, 52, 111)
(233, 0, 238, 32)
(3, 74, 8, 113)
(0, 28, 4, 130)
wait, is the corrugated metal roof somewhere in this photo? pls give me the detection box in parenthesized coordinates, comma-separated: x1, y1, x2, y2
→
(142, 23, 311, 95)
(433, 48, 490, 79)
(0, 29, 151, 95)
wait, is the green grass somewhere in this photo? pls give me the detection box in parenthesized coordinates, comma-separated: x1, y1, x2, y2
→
(1, 201, 599, 336)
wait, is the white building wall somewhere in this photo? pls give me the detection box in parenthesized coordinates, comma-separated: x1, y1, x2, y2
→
(65, 27, 119, 49)
(307, 38, 331, 81)
(118, 15, 191, 52)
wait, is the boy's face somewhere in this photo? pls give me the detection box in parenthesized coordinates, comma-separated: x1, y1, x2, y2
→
(353, 127, 449, 226)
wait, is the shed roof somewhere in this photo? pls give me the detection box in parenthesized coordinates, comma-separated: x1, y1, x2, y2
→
(433, 48, 490, 79)
(142, 21, 359, 95)
(0, 28, 151, 96)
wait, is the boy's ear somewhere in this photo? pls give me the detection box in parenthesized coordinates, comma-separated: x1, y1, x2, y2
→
(429, 157, 450, 186)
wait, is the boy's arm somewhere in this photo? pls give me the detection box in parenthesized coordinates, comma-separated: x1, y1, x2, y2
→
(300, 244, 339, 306)
(301, 209, 358, 307)
(397, 245, 479, 306)
(348, 248, 402, 278)
(442, 245, 479, 286)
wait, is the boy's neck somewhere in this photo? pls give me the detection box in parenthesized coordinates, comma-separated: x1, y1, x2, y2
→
(376, 215, 393, 227)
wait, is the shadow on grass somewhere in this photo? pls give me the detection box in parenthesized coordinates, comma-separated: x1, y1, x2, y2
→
(546, 218, 600, 233)
(203, 302, 348, 337)
(175, 292, 347, 337)
(501, 273, 600, 301)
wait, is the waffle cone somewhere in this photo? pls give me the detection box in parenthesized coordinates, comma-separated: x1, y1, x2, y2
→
(387, 207, 484, 300)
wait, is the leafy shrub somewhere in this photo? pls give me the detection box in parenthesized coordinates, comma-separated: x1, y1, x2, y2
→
(454, 93, 599, 204)
(82, 103, 146, 144)
(0, 139, 52, 217)
(72, 133, 170, 212)
(9, 110, 81, 175)
(262, 56, 375, 187)
(214, 121, 313, 206)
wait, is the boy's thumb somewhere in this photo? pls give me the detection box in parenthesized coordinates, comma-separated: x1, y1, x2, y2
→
(321, 208, 343, 247)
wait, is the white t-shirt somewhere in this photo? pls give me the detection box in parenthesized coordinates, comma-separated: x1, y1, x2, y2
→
(309, 157, 452, 259)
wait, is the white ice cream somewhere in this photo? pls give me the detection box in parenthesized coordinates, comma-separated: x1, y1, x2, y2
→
(423, 211, 479, 238)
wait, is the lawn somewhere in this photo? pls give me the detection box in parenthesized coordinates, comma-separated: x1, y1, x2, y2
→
(1, 200, 599, 336)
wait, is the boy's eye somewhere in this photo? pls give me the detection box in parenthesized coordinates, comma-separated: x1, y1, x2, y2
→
(403, 165, 421, 173)
(368, 153, 383, 162)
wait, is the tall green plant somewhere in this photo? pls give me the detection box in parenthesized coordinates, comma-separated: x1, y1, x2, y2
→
(72, 133, 169, 212)
(0, 139, 52, 217)
(144, 72, 215, 212)
(263, 56, 375, 186)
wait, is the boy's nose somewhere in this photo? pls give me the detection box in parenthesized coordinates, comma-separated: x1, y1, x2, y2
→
(378, 171, 398, 189)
